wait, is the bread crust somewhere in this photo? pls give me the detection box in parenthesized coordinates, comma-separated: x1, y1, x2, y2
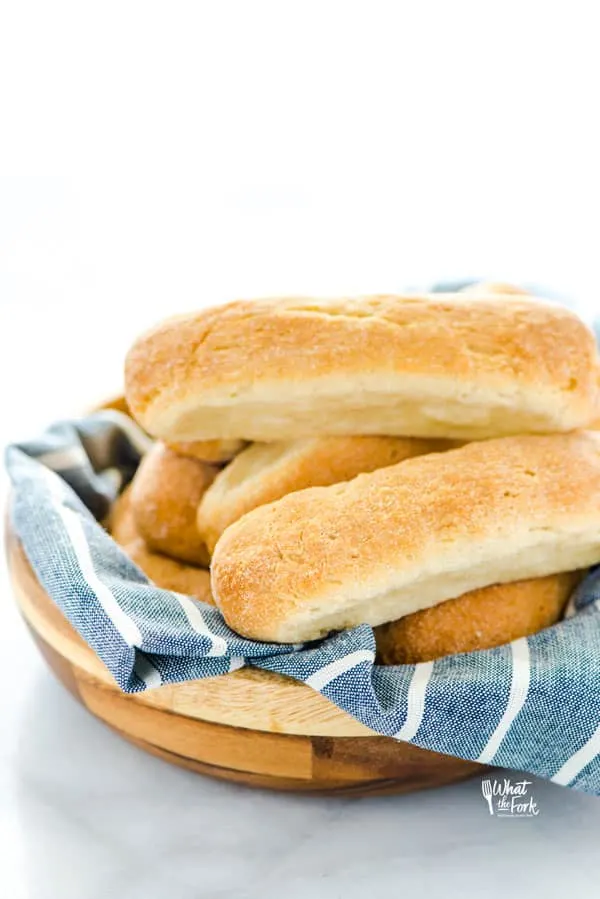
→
(124, 294, 599, 441)
(461, 281, 530, 295)
(211, 432, 600, 643)
(109, 484, 214, 602)
(107, 485, 139, 545)
(198, 435, 456, 554)
(122, 538, 214, 605)
(165, 438, 247, 464)
(129, 443, 216, 566)
(374, 572, 579, 664)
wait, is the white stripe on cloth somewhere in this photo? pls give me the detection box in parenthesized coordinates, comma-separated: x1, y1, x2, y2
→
(477, 638, 531, 764)
(57, 505, 143, 648)
(551, 722, 600, 786)
(563, 594, 578, 619)
(393, 661, 434, 741)
(101, 467, 124, 492)
(38, 445, 89, 471)
(175, 594, 229, 657)
(304, 650, 373, 690)
(133, 654, 163, 688)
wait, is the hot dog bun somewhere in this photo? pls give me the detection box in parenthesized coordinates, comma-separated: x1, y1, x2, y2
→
(374, 572, 579, 664)
(122, 538, 215, 605)
(129, 442, 215, 566)
(211, 432, 600, 642)
(108, 485, 138, 545)
(198, 435, 456, 554)
(124, 294, 599, 442)
(165, 438, 247, 464)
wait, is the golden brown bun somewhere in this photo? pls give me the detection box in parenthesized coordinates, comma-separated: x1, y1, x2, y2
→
(110, 489, 576, 656)
(107, 485, 139, 545)
(165, 438, 247, 464)
(198, 435, 457, 554)
(124, 294, 599, 442)
(102, 395, 134, 417)
(461, 281, 530, 295)
(375, 573, 579, 664)
(211, 432, 600, 643)
(129, 443, 216, 566)
(122, 538, 215, 604)
(109, 474, 577, 659)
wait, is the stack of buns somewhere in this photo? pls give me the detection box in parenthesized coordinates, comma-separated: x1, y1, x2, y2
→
(113, 284, 600, 664)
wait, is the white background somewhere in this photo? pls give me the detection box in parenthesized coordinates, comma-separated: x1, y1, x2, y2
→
(1, 2, 600, 897)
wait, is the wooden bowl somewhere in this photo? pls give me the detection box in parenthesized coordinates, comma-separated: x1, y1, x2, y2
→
(6, 528, 485, 795)
(5, 395, 485, 795)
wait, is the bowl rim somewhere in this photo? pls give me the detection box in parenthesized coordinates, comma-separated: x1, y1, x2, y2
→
(6, 520, 375, 737)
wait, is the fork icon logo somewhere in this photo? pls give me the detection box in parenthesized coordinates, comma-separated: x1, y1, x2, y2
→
(481, 778, 494, 815)
(480, 777, 540, 817)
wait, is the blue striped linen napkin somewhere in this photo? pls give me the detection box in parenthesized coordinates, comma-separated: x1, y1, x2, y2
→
(6, 408, 600, 795)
